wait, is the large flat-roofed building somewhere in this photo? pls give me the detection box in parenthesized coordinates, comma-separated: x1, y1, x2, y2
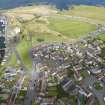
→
(0, 16, 6, 64)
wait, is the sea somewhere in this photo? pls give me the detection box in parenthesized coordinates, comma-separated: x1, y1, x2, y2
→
(0, 0, 105, 10)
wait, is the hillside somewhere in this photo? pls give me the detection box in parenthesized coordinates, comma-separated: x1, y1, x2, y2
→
(1, 5, 105, 70)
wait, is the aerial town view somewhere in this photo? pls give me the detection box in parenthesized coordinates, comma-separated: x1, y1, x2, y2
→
(0, 0, 105, 105)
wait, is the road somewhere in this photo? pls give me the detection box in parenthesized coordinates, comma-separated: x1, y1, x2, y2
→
(84, 76, 105, 105)
(8, 75, 25, 105)
(23, 80, 37, 105)
(7, 48, 26, 105)
(7, 44, 26, 105)
(23, 56, 41, 105)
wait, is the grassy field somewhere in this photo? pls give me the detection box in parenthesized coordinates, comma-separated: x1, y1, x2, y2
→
(98, 33, 105, 41)
(16, 39, 32, 69)
(62, 5, 105, 22)
(6, 39, 32, 70)
(48, 17, 96, 38)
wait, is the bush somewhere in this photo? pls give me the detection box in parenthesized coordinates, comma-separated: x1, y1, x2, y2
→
(36, 38, 44, 42)
(93, 81, 103, 90)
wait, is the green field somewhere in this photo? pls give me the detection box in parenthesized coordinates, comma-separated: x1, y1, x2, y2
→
(98, 33, 105, 41)
(63, 5, 105, 22)
(48, 17, 96, 38)
(7, 39, 32, 69)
